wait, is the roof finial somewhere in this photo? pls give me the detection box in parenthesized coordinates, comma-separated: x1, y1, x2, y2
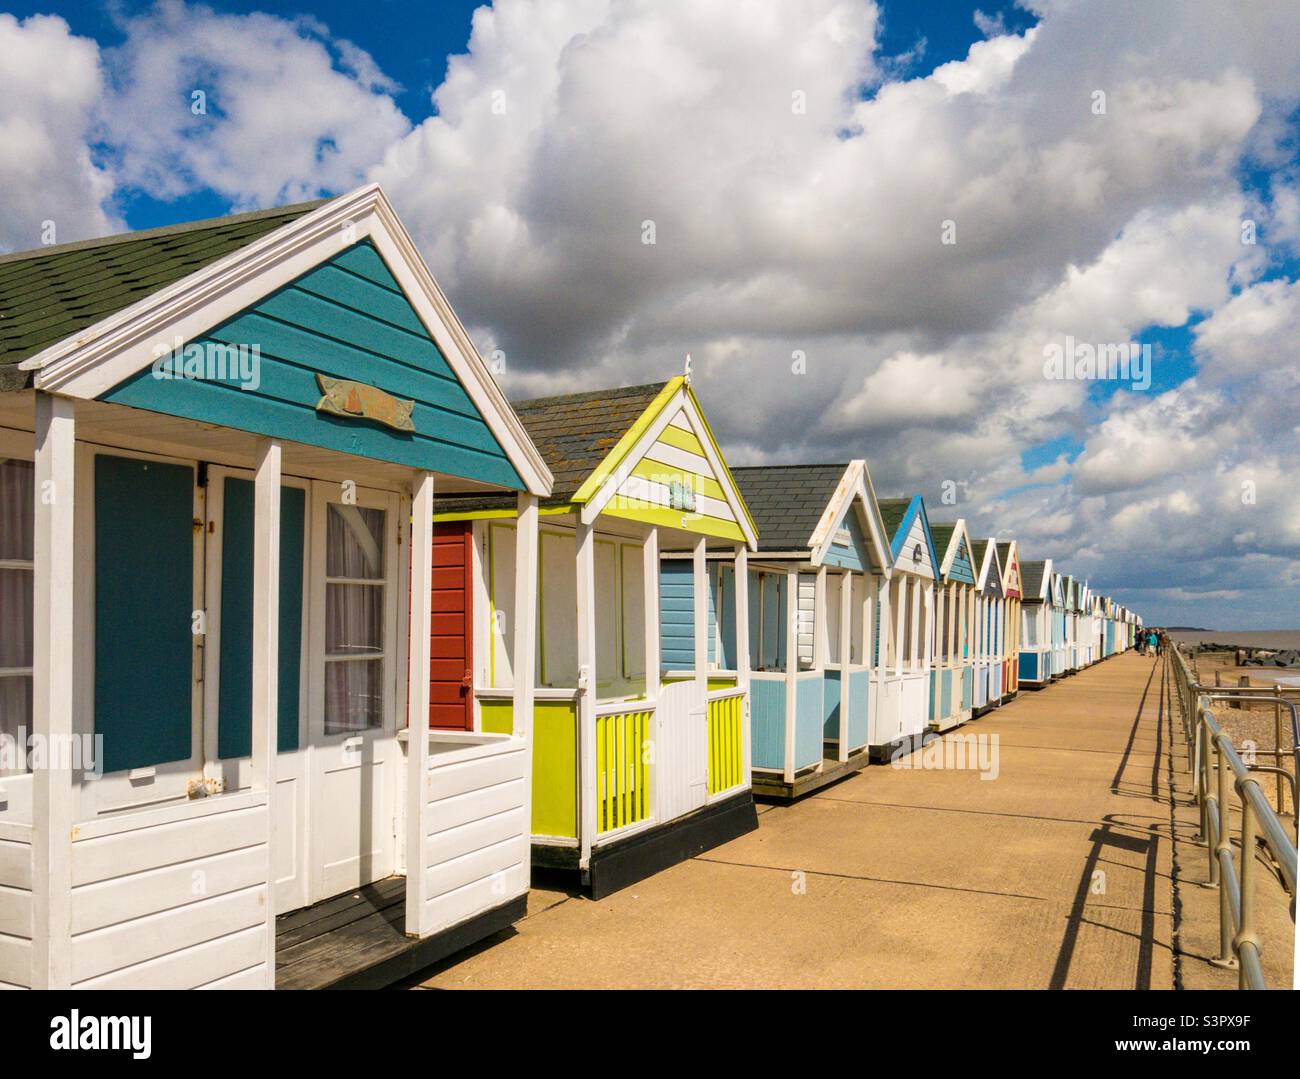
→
(683, 353, 692, 384)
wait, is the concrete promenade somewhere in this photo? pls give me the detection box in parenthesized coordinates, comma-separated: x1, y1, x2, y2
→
(413, 653, 1294, 989)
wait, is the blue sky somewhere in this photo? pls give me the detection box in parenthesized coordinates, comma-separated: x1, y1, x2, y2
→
(2, 1, 1298, 627)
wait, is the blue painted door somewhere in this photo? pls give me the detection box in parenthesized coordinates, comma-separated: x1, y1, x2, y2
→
(94, 454, 198, 780)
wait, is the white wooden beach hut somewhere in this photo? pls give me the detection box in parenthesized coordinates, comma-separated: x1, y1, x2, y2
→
(0, 186, 554, 989)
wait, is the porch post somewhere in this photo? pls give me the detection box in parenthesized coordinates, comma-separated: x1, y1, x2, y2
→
(405, 471, 435, 938)
(813, 565, 828, 671)
(642, 526, 661, 816)
(32, 392, 75, 989)
(575, 520, 598, 869)
(733, 544, 750, 782)
(783, 564, 798, 783)
(692, 535, 708, 694)
(838, 570, 852, 762)
(251, 437, 281, 981)
(692, 534, 709, 797)
(923, 583, 932, 674)
(933, 584, 945, 724)
(894, 577, 907, 676)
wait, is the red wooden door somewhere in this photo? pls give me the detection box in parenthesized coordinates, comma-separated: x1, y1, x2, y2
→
(429, 522, 474, 729)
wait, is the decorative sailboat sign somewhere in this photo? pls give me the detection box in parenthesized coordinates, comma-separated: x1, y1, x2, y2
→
(315, 373, 415, 432)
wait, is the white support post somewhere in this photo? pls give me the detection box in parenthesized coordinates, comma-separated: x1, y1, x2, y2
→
(692, 535, 709, 695)
(512, 494, 538, 877)
(251, 437, 281, 980)
(692, 534, 710, 796)
(734, 544, 751, 785)
(643, 528, 661, 703)
(922, 582, 933, 674)
(838, 570, 852, 762)
(643, 526, 661, 817)
(575, 520, 598, 870)
(405, 471, 435, 938)
(814, 565, 828, 671)
(867, 575, 878, 677)
(892, 578, 903, 674)
(910, 576, 922, 671)
(783, 564, 799, 783)
(932, 584, 945, 725)
(32, 392, 74, 990)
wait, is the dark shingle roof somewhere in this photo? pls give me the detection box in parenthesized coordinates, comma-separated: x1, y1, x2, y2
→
(1021, 560, 1046, 599)
(729, 464, 848, 552)
(929, 522, 956, 564)
(877, 497, 912, 541)
(0, 199, 326, 391)
(996, 541, 1014, 567)
(435, 382, 671, 513)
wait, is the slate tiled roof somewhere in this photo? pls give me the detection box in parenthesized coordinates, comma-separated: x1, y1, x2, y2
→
(997, 541, 1014, 568)
(1021, 560, 1046, 600)
(0, 200, 326, 392)
(877, 497, 913, 541)
(435, 381, 671, 513)
(729, 464, 848, 552)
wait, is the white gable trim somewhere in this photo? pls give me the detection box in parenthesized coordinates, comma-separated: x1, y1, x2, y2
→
(976, 540, 1003, 591)
(580, 385, 758, 548)
(938, 518, 973, 579)
(807, 460, 891, 575)
(19, 183, 553, 496)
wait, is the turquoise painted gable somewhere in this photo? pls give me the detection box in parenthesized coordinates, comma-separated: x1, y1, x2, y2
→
(948, 537, 976, 585)
(823, 507, 870, 571)
(101, 241, 522, 490)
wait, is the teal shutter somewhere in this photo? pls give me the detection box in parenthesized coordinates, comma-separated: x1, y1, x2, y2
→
(94, 455, 195, 774)
(217, 478, 306, 758)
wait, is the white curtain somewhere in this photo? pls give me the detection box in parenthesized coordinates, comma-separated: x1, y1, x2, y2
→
(0, 460, 34, 775)
(324, 504, 386, 734)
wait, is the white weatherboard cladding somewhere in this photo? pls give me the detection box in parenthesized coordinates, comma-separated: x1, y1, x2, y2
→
(0, 828, 33, 988)
(420, 740, 529, 935)
(797, 574, 816, 667)
(894, 511, 934, 578)
(67, 796, 272, 988)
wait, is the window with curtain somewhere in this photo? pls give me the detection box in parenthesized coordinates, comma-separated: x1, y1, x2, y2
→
(324, 504, 387, 734)
(0, 459, 34, 777)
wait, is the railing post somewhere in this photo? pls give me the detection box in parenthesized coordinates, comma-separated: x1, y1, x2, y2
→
(1235, 788, 1259, 989)
(1214, 737, 1236, 967)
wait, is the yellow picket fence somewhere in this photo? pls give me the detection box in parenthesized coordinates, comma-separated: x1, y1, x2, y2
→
(707, 691, 745, 795)
(595, 706, 652, 833)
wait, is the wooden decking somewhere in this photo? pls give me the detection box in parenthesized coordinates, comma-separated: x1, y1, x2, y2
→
(276, 877, 409, 989)
(752, 748, 871, 801)
(275, 876, 526, 989)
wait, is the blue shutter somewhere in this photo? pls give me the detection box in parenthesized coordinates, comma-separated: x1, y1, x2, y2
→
(94, 455, 195, 774)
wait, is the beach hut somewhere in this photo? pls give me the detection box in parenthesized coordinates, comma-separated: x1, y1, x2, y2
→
(1017, 559, 1053, 687)
(1062, 575, 1081, 674)
(1049, 572, 1069, 676)
(1080, 583, 1099, 666)
(997, 540, 1022, 699)
(0, 185, 555, 989)
(971, 538, 1005, 712)
(928, 520, 977, 731)
(721, 462, 893, 798)
(873, 497, 939, 756)
(432, 376, 760, 897)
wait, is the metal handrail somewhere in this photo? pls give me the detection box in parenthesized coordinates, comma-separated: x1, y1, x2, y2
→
(1169, 646, 1297, 989)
